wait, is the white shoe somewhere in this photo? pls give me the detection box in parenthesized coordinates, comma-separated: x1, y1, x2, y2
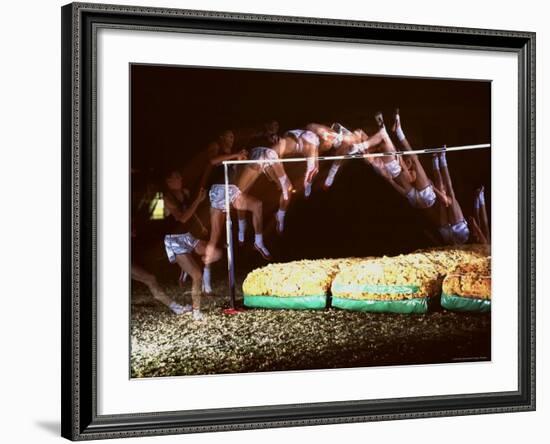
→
(304, 182, 312, 198)
(169, 302, 192, 315)
(275, 213, 285, 235)
(202, 280, 213, 295)
(192, 309, 205, 321)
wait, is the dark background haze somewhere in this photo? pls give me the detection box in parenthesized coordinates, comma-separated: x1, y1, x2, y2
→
(131, 64, 491, 273)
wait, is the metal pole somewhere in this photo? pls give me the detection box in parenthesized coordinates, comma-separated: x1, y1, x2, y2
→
(223, 162, 236, 309)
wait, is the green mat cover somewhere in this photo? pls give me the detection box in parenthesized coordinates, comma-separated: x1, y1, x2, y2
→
(331, 283, 420, 294)
(243, 294, 327, 310)
(331, 296, 428, 314)
(441, 293, 491, 312)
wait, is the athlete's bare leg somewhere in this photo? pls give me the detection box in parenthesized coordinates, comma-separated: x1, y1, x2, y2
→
(372, 113, 415, 191)
(403, 157, 417, 183)
(131, 264, 185, 310)
(391, 109, 432, 190)
(205, 207, 225, 264)
(469, 215, 488, 244)
(267, 163, 293, 234)
(431, 154, 451, 207)
(302, 142, 319, 198)
(271, 162, 292, 202)
(439, 151, 465, 224)
(391, 109, 450, 206)
(265, 165, 279, 184)
(321, 137, 355, 189)
(323, 159, 343, 189)
(470, 189, 488, 244)
(237, 166, 261, 194)
(432, 154, 451, 227)
(193, 240, 220, 295)
(433, 175, 451, 245)
(478, 186, 490, 242)
(236, 166, 262, 246)
(474, 191, 481, 228)
(473, 186, 490, 243)
(175, 254, 204, 320)
(233, 193, 272, 260)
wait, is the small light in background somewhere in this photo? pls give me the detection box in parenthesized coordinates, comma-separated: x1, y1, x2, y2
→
(150, 192, 165, 220)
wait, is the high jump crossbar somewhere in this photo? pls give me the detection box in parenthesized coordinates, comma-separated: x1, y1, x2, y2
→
(222, 143, 490, 166)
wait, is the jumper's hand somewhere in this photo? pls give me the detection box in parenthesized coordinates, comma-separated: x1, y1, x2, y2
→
(197, 188, 207, 202)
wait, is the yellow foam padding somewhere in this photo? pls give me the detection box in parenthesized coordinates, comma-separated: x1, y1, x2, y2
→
(413, 244, 490, 275)
(242, 258, 365, 297)
(442, 256, 491, 300)
(331, 254, 441, 301)
(242, 245, 491, 301)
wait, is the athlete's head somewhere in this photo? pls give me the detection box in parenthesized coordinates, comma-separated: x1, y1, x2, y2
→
(217, 129, 235, 153)
(264, 119, 279, 135)
(164, 169, 183, 191)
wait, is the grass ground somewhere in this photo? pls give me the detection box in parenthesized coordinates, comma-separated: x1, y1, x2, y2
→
(130, 279, 491, 378)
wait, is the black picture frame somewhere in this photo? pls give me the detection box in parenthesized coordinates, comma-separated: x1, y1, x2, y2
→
(61, 2, 536, 440)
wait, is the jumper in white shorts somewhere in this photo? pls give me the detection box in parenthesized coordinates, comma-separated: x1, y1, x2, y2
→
(164, 233, 199, 263)
(285, 129, 320, 153)
(384, 159, 402, 178)
(209, 184, 241, 212)
(250, 147, 279, 172)
(439, 220, 470, 245)
(406, 185, 437, 209)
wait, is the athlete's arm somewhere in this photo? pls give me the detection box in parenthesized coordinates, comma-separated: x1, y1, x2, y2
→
(164, 189, 206, 225)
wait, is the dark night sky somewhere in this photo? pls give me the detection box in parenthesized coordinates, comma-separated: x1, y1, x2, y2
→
(131, 64, 491, 264)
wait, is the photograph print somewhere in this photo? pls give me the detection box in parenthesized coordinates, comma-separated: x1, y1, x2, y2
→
(130, 64, 491, 378)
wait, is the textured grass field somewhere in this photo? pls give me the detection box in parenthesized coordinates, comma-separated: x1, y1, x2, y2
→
(131, 278, 490, 378)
